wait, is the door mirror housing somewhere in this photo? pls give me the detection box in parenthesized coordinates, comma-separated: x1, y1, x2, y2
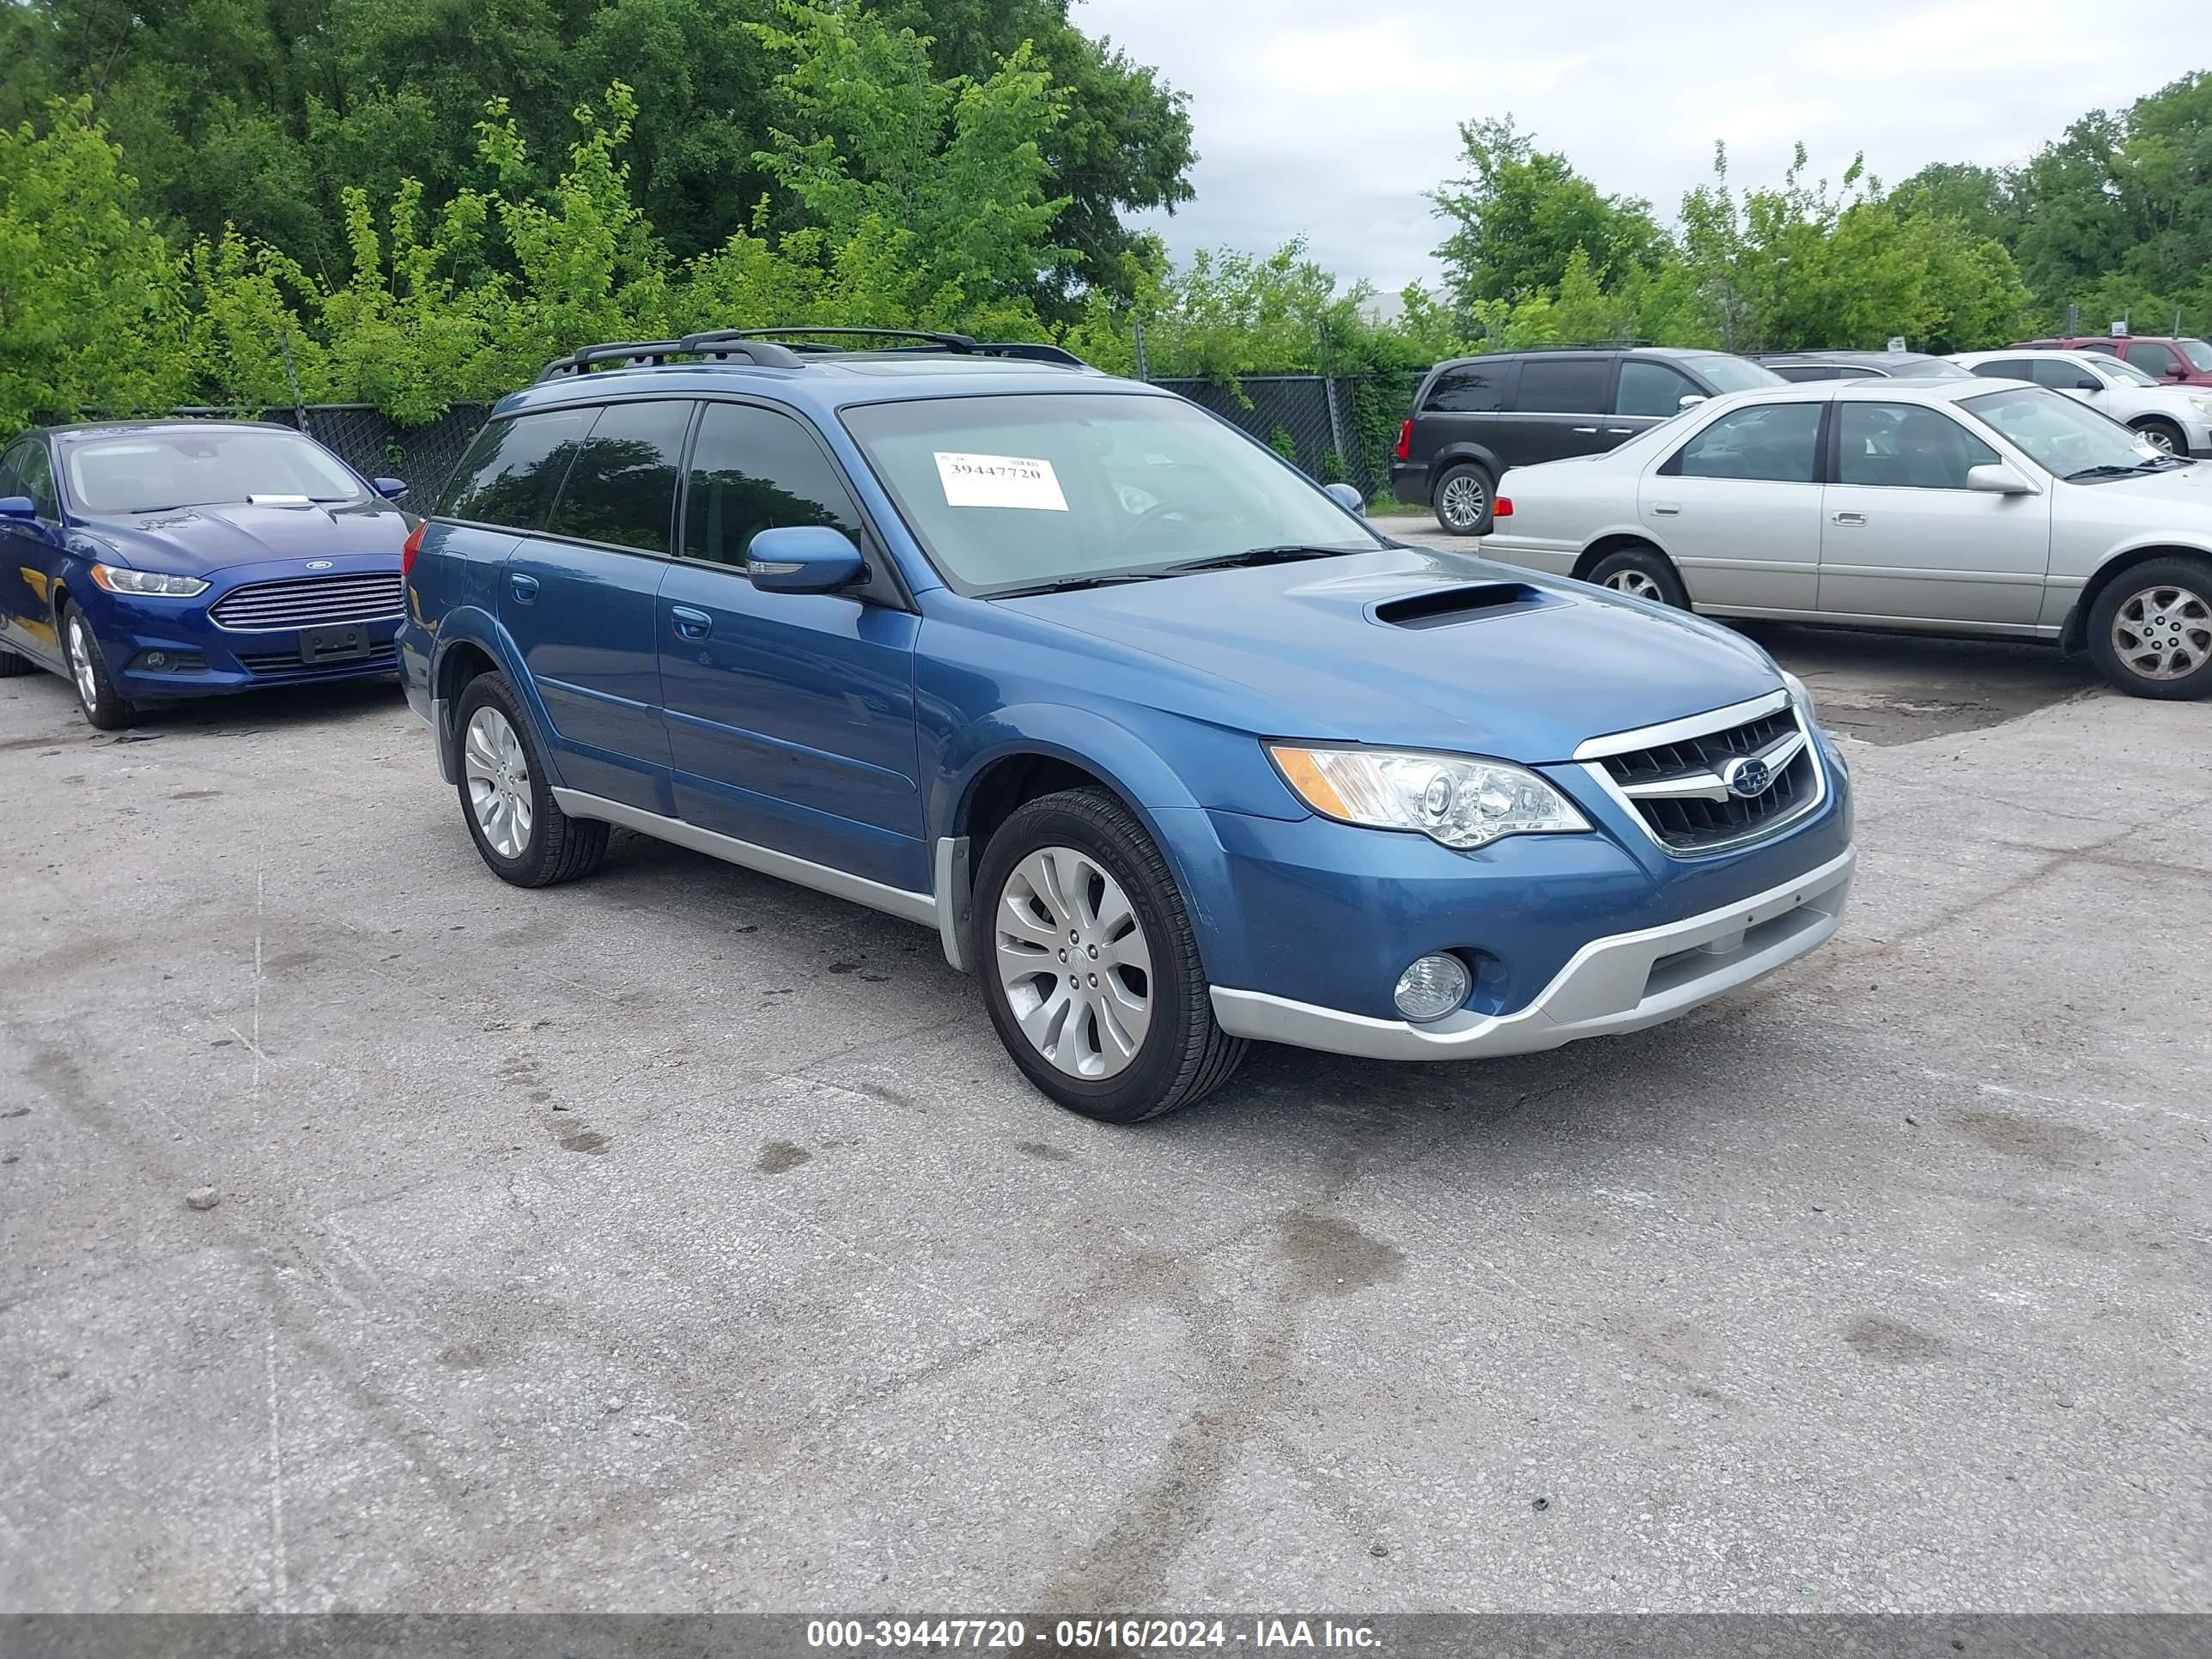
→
(1677, 394, 1708, 411)
(372, 477, 409, 501)
(746, 525, 866, 592)
(0, 495, 38, 520)
(2075, 378, 2104, 392)
(1322, 481, 1365, 516)
(1966, 464, 2035, 495)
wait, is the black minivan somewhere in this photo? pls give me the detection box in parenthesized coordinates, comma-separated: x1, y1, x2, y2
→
(1391, 347, 1784, 534)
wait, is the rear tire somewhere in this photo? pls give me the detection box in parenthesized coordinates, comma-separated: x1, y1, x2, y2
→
(1585, 544, 1691, 610)
(453, 671, 610, 884)
(2087, 556, 2212, 700)
(0, 647, 33, 678)
(60, 602, 136, 730)
(973, 787, 1246, 1123)
(2131, 418, 2186, 456)
(1432, 463, 1494, 536)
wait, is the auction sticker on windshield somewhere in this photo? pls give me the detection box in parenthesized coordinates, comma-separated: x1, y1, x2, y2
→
(935, 452, 1069, 511)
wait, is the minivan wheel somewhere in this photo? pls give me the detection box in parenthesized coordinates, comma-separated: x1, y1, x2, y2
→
(2087, 556, 2212, 700)
(973, 787, 1246, 1124)
(2132, 419, 2185, 455)
(1585, 545, 1691, 610)
(61, 604, 136, 730)
(1433, 464, 1493, 536)
(453, 671, 610, 884)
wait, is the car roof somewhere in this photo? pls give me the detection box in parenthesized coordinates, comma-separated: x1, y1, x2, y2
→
(492, 352, 1140, 421)
(1688, 376, 2018, 410)
(1760, 349, 1943, 367)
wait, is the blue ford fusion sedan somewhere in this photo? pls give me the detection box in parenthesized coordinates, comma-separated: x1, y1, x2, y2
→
(399, 329, 1855, 1122)
(0, 421, 414, 728)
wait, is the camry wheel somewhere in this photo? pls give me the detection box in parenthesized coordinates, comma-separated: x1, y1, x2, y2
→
(2088, 557, 2212, 701)
(62, 604, 135, 730)
(1585, 544, 1690, 610)
(452, 671, 609, 884)
(1433, 464, 1492, 537)
(973, 788, 1245, 1123)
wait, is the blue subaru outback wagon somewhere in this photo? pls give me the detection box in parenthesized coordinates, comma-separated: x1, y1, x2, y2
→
(400, 328, 1854, 1122)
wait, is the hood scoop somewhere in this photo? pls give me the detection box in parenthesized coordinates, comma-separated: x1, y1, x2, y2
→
(1374, 581, 1547, 629)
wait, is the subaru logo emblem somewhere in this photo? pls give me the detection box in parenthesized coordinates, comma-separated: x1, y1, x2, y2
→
(304, 559, 333, 570)
(1723, 756, 1772, 799)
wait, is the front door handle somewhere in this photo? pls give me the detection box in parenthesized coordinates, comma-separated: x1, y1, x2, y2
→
(508, 572, 539, 603)
(671, 605, 714, 641)
(1650, 502, 1680, 516)
(1605, 427, 1636, 435)
(1832, 512, 1868, 527)
(1571, 426, 1600, 434)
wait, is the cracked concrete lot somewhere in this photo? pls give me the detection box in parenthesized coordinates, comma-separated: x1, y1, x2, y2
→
(1, 608, 2207, 1613)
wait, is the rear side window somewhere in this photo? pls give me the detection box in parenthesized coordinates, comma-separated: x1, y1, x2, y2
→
(1615, 359, 1701, 415)
(1422, 362, 1509, 413)
(682, 403, 860, 568)
(1836, 404, 1998, 489)
(1514, 357, 1610, 413)
(544, 400, 695, 553)
(1664, 404, 1822, 483)
(440, 408, 595, 530)
(1971, 358, 2039, 380)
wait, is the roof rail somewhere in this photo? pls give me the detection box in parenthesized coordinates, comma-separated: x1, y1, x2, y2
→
(534, 337, 804, 380)
(696, 326, 979, 353)
(534, 327, 1091, 382)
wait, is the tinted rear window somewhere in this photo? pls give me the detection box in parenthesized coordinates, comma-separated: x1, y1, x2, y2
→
(1422, 362, 1510, 413)
(440, 409, 595, 530)
(1513, 357, 1610, 413)
(544, 400, 694, 552)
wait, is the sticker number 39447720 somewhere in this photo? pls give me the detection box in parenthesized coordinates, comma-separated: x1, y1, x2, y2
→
(933, 452, 1070, 513)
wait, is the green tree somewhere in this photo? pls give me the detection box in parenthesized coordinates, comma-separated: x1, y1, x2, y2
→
(1431, 116, 1667, 305)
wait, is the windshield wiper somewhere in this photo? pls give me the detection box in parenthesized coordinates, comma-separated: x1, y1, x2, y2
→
(1160, 544, 1357, 574)
(2065, 463, 2160, 482)
(992, 570, 1177, 597)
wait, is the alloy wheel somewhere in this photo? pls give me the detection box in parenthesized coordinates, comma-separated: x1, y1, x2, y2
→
(2139, 428, 2179, 454)
(67, 616, 100, 711)
(1605, 570, 1664, 602)
(994, 845, 1154, 1079)
(1438, 474, 1486, 531)
(463, 706, 535, 859)
(2111, 583, 2211, 682)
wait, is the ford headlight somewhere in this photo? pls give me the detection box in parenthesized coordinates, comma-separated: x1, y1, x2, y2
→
(1267, 744, 1589, 850)
(90, 563, 210, 599)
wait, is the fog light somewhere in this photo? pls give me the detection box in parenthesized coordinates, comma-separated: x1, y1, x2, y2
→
(1394, 953, 1472, 1024)
(131, 650, 207, 674)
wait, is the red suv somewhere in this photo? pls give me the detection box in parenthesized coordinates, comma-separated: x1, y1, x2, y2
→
(2013, 335, 2212, 385)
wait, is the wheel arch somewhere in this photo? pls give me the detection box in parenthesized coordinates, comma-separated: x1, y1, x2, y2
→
(426, 606, 542, 777)
(1571, 532, 1687, 597)
(2062, 543, 2212, 654)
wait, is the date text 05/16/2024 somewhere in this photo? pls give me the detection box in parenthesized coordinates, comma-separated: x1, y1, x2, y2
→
(805, 1619, 1382, 1650)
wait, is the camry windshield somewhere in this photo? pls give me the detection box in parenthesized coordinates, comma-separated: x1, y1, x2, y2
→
(842, 393, 1385, 594)
(1964, 386, 2173, 480)
(64, 429, 365, 514)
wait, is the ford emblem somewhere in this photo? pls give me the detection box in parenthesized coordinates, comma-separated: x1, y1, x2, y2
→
(304, 559, 333, 570)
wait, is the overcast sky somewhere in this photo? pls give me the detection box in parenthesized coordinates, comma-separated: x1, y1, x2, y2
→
(1086, 0, 2212, 297)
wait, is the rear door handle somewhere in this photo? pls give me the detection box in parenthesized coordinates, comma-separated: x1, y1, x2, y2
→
(671, 605, 714, 641)
(1832, 512, 1867, 526)
(1650, 502, 1680, 515)
(1571, 426, 1600, 434)
(507, 572, 538, 603)
(1605, 427, 1636, 435)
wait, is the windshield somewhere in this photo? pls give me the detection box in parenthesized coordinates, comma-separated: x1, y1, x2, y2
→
(1681, 355, 1787, 394)
(1963, 386, 2167, 479)
(2179, 339, 2212, 372)
(2099, 356, 2160, 387)
(841, 392, 1385, 594)
(64, 428, 366, 514)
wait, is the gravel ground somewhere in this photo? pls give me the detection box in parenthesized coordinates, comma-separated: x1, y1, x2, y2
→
(1, 611, 2206, 1613)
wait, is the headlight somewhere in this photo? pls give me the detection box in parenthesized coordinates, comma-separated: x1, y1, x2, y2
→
(1780, 669, 1818, 720)
(1267, 744, 1589, 850)
(89, 563, 210, 598)
(2190, 396, 2212, 418)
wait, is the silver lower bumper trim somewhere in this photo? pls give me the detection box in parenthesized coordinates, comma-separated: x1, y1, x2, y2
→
(1209, 845, 1855, 1061)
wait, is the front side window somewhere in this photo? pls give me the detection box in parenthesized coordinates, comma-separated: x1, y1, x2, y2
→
(683, 403, 860, 567)
(0, 441, 25, 501)
(1665, 403, 1823, 483)
(842, 392, 1384, 594)
(439, 408, 595, 531)
(1836, 403, 1999, 489)
(1515, 357, 1610, 413)
(1963, 386, 2164, 480)
(63, 428, 362, 515)
(18, 444, 57, 518)
(2125, 341, 2179, 377)
(544, 400, 694, 553)
(2028, 358, 2107, 392)
(1615, 360, 1701, 416)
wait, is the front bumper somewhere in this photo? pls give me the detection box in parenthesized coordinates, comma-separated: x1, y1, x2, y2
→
(1210, 844, 1854, 1060)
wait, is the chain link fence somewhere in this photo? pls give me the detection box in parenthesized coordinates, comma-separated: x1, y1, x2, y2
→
(166, 403, 491, 501)
(1145, 370, 1427, 503)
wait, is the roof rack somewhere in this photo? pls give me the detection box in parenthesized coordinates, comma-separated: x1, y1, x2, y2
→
(535, 327, 1091, 382)
(535, 337, 803, 380)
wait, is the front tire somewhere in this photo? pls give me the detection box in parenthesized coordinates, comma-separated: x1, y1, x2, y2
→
(453, 672, 610, 884)
(973, 788, 1246, 1123)
(2131, 419, 2186, 456)
(2087, 556, 2212, 700)
(1585, 544, 1691, 609)
(61, 603, 135, 730)
(1432, 463, 1494, 537)
(0, 647, 33, 678)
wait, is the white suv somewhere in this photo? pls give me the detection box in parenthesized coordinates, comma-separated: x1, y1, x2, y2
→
(1475, 376, 2212, 699)
(1951, 348, 2212, 457)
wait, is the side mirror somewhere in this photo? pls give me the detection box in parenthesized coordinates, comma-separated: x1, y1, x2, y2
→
(373, 477, 409, 501)
(2076, 380, 2103, 393)
(2168, 365, 2191, 380)
(1677, 393, 1708, 411)
(1322, 481, 1365, 516)
(1966, 464, 2035, 495)
(0, 495, 37, 521)
(747, 525, 866, 592)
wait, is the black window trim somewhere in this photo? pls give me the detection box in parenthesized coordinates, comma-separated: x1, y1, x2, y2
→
(1656, 397, 1830, 483)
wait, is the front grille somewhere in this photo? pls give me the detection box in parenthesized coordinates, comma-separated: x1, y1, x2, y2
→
(210, 573, 404, 631)
(237, 641, 398, 677)
(1595, 705, 1820, 854)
